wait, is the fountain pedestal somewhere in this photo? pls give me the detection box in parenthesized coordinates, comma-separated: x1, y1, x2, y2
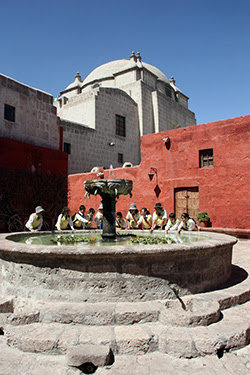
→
(102, 193, 116, 239)
(84, 179, 133, 239)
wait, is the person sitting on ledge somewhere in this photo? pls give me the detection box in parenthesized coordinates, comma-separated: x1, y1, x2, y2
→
(94, 204, 103, 229)
(165, 213, 180, 234)
(116, 212, 127, 230)
(136, 208, 152, 230)
(85, 208, 95, 229)
(178, 212, 199, 232)
(55, 206, 74, 231)
(150, 203, 167, 232)
(72, 205, 89, 229)
(25, 206, 45, 232)
(126, 203, 140, 229)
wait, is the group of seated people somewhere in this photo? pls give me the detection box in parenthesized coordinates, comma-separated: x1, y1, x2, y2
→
(25, 204, 104, 232)
(25, 202, 199, 233)
(123, 202, 199, 233)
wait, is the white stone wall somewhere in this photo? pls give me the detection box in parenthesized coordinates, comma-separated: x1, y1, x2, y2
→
(55, 91, 96, 129)
(115, 70, 136, 87)
(0, 74, 60, 150)
(55, 60, 197, 173)
(156, 90, 196, 131)
(61, 87, 140, 173)
(142, 70, 156, 90)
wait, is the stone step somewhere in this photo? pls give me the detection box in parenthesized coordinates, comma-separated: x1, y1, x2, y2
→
(0, 296, 14, 313)
(158, 300, 250, 358)
(1, 299, 162, 326)
(1, 281, 250, 329)
(5, 322, 157, 356)
(4, 300, 250, 358)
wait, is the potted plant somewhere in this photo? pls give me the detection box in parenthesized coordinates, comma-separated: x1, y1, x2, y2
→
(197, 211, 210, 227)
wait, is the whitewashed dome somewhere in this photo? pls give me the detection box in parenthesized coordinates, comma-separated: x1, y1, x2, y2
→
(82, 52, 170, 87)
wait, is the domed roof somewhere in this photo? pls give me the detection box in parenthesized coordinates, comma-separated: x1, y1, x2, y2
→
(82, 53, 170, 87)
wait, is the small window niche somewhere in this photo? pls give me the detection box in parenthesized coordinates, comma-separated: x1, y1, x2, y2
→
(63, 142, 71, 155)
(116, 115, 126, 137)
(118, 153, 123, 164)
(199, 149, 213, 168)
(4, 104, 15, 122)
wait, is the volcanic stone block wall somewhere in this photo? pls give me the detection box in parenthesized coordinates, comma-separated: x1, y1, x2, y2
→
(61, 87, 140, 173)
(0, 232, 234, 302)
(0, 74, 60, 150)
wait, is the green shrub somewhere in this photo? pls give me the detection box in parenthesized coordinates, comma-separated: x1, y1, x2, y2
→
(197, 211, 210, 221)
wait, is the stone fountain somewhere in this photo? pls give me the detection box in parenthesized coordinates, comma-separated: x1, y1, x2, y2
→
(0, 176, 244, 372)
(84, 178, 133, 239)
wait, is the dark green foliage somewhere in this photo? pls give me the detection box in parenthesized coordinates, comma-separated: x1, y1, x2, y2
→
(197, 211, 210, 221)
(129, 236, 176, 244)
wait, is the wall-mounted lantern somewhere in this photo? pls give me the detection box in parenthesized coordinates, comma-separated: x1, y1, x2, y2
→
(148, 167, 158, 181)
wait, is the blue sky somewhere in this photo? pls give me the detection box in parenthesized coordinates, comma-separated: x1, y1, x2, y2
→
(1, 0, 250, 124)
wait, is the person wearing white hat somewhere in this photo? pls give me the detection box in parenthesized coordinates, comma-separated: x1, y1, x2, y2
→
(25, 206, 45, 231)
(94, 204, 103, 229)
(126, 203, 140, 229)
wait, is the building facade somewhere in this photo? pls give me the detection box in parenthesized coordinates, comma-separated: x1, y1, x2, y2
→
(0, 74, 68, 232)
(0, 74, 61, 150)
(55, 52, 196, 173)
(68, 115, 250, 229)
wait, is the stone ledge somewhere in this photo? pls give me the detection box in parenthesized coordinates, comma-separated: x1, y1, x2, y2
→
(67, 344, 113, 367)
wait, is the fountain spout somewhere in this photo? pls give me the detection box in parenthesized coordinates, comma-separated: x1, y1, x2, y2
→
(84, 179, 133, 239)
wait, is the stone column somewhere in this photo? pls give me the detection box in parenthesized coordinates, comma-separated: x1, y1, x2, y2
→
(101, 194, 116, 239)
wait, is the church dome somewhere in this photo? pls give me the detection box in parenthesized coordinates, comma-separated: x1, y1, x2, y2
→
(82, 52, 170, 87)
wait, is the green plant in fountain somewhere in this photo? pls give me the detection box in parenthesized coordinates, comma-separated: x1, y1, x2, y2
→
(129, 236, 176, 245)
(197, 211, 210, 221)
(51, 235, 97, 245)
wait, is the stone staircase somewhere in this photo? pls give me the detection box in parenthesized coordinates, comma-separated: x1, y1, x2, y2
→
(0, 241, 250, 373)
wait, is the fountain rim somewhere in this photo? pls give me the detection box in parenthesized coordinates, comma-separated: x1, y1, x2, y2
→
(0, 230, 237, 258)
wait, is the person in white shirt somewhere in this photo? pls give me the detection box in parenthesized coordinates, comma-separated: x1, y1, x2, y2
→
(178, 212, 198, 232)
(165, 213, 180, 234)
(55, 207, 74, 231)
(115, 212, 127, 230)
(85, 208, 95, 228)
(136, 208, 152, 230)
(94, 204, 103, 229)
(150, 203, 167, 232)
(126, 203, 140, 229)
(25, 206, 44, 231)
(72, 205, 89, 229)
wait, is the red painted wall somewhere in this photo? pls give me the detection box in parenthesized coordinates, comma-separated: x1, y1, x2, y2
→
(0, 137, 68, 232)
(68, 115, 250, 229)
(0, 137, 68, 174)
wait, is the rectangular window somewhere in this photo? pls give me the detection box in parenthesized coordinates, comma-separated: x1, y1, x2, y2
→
(165, 85, 172, 98)
(63, 142, 71, 154)
(116, 115, 126, 137)
(199, 149, 213, 168)
(118, 153, 123, 164)
(4, 104, 15, 122)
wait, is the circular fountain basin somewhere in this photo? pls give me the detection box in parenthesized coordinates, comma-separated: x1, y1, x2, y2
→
(0, 231, 236, 303)
(84, 179, 133, 198)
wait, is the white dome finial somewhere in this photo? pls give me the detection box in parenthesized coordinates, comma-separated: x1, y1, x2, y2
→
(130, 51, 137, 62)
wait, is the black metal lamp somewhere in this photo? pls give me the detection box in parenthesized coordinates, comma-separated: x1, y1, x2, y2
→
(148, 167, 158, 181)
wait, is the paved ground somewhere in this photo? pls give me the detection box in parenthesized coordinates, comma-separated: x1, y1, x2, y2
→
(0, 239, 249, 375)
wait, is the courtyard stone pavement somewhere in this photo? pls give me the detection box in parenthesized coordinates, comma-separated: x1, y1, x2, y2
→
(0, 239, 249, 375)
